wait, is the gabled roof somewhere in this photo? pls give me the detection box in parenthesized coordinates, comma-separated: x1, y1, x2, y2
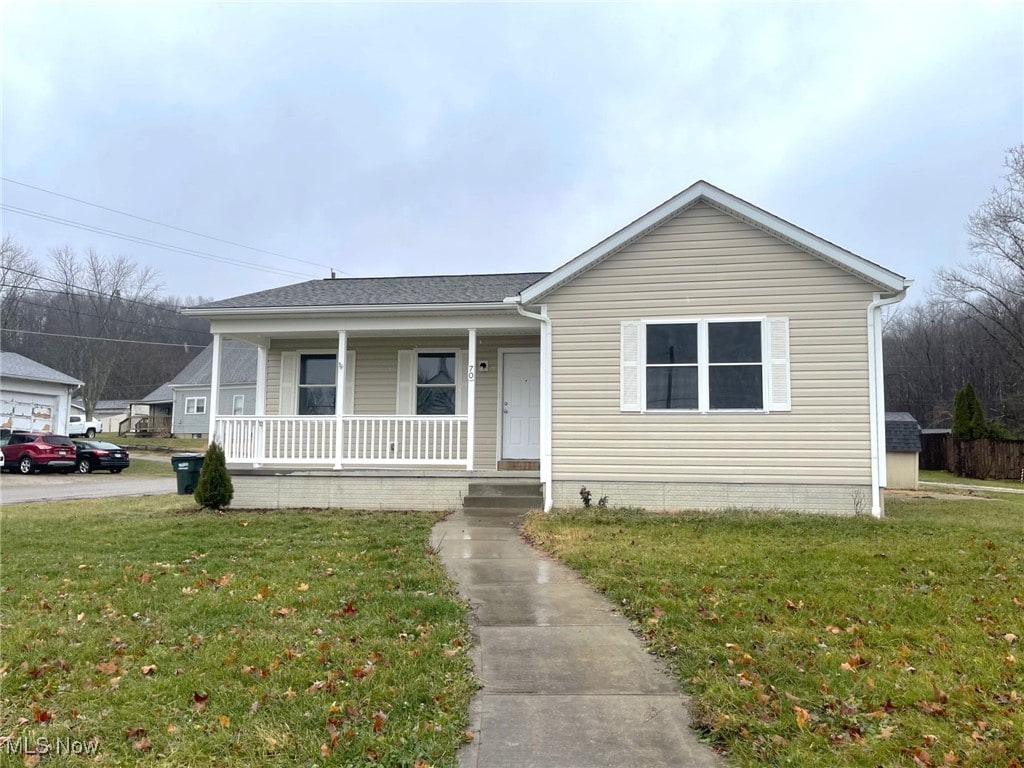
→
(140, 383, 173, 405)
(0, 351, 83, 387)
(137, 341, 257, 404)
(193, 272, 549, 312)
(515, 180, 910, 304)
(169, 340, 257, 388)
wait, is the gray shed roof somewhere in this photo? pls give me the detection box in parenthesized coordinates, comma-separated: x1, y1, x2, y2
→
(194, 272, 550, 311)
(0, 351, 83, 387)
(885, 412, 922, 453)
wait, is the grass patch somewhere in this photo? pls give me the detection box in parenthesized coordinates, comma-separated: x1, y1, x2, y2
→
(1, 497, 475, 766)
(920, 469, 1024, 491)
(120, 458, 176, 477)
(524, 495, 1023, 767)
(116, 437, 208, 454)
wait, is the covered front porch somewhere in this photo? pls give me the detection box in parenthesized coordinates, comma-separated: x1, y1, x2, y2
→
(204, 306, 549, 483)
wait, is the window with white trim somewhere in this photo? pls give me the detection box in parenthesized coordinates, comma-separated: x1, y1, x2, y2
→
(185, 396, 207, 415)
(232, 394, 245, 415)
(298, 354, 336, 415)
(416, 352, 456, 415)
(621, 317, 791, 413)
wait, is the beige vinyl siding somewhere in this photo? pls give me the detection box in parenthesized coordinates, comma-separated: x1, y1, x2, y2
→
(264, 334, 537, 468)
(544, 201, 877, 486)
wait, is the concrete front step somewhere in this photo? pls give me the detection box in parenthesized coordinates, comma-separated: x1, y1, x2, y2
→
(464, 496, 543, 510)
(468, 482, 543, 497)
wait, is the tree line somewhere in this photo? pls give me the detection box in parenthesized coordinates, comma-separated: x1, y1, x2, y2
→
(1, 237, 212, 418)
(883, 146, 1024, 436)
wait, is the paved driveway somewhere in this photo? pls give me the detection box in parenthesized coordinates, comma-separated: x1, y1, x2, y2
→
(0, 473, 176, 505)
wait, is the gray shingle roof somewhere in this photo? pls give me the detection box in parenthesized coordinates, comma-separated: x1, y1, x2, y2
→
(0, 351, 83, 387)
(885, 412, 922, 453)
(194, 272, 550, 310)
(141, 383, 173, 404)
(169, 340, 257, 387)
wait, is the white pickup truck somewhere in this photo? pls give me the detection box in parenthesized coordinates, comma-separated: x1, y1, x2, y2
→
(68, 414, 102, 438)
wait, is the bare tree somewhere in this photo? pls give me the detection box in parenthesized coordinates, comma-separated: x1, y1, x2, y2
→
(45, 247, 163, 418)
(0, 236, 40, 331)
(935, 146, 1024, 377)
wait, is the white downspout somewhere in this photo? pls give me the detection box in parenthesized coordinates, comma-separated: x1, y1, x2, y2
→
(866, 286, 909, 518)
(514, 302, 553, 512)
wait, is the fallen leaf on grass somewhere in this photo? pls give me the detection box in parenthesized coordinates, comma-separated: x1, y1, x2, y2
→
(792, 705, 811, 729)
(342, 601, 358, 616)
(96, 660, 119, 675)
(372, 711, 388, 732)
(911, 747, 933, 766)
(141, 665, 157, 676)
(1005, 633, 1018, 644)
(132, 737, 152, 752)
(218, 715, 230, 728)
(139, 573, 153, 584)
(191, 692, 209, 712)
(297, 583, 310, 592)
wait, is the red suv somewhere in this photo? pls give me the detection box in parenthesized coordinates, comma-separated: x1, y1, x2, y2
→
(1, 432, 78, 474)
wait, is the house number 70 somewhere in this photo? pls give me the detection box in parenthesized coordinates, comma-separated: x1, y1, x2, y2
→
(467, 364, 475, 382)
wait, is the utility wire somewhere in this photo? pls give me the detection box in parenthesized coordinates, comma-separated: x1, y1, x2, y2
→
(3, 267, 202, 316)
(1, 176, 343, 273)
(8, 295, 213, 338)
(7, 329, 205, 348)
(2, 204, 317, 280)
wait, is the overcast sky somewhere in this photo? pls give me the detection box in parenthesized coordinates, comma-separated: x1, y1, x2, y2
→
(2, 2, 1021, 305)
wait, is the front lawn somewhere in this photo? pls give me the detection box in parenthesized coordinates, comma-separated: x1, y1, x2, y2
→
(525, 495, 1023, 767)
(0, 497, 475, 766)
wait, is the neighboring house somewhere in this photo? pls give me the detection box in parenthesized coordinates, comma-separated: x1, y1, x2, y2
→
(0, 352, 83, 434)
(134, 341, 257, 437)
(126, 385, 173, 436)
(185, 181, 911, 516)
(884, 412, 922, 490)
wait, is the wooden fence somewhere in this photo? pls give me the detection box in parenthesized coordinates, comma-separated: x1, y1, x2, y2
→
(920, 433, 1024, 481)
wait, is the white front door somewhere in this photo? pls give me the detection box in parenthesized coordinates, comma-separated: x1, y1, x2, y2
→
(501, 351, 541, 460)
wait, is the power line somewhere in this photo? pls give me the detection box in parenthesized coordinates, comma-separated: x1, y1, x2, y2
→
(1, 204, 317, 280)
(7, 328, 203, 348)
(2, 267, 197, 317)
(8, 295, 213, 338)
(1, 176, 341, 273)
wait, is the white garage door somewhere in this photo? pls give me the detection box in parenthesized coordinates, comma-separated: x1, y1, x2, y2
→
(0, 391, 58, 433)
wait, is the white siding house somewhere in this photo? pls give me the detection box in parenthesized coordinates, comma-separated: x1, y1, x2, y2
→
(0, 352, 83, 434)
(184, 181, 910, 516)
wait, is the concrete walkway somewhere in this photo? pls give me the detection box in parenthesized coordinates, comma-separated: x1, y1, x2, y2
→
(432, 508, 723, 768)
(919, 481, 1024, 495)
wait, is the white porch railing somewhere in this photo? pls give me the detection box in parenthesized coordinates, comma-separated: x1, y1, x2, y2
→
(214, 415, 469, 467)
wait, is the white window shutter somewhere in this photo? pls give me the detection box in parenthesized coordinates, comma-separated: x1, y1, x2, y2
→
(343, 350, 356, 415)
(767, 317, 791, 412)
(620, 321, 642, 412)
(455, 350, 467, 415)
(396, 350, 415, 414)
(279, 351, 298, 415)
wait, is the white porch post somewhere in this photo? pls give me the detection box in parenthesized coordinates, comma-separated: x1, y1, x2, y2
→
(255, 344, 267, 416)
(254, 343, 267, 467)
(207, 333, 222, 446)
(466, 328, 476, 471)
(334, 331, 347, 469)
(540, 306, 553, 511)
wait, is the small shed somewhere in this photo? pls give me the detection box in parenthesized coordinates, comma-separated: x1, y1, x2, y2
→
(0, 352, 83, 434)
(885, 412, 922, 490)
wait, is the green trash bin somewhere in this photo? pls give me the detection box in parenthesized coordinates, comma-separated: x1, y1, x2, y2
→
(171, 453, 205, 495)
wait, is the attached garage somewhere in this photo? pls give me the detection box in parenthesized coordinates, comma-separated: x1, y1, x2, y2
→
(0, 352, 83, 434)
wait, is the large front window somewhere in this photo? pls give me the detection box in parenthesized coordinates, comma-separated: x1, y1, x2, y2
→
(299, 354, 336, 415)
(416, 352, 456, 415)
(645, 320, 764, 411)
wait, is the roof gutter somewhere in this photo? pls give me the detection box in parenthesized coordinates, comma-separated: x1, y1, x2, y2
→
(866, 280, 912, 518)
(513, 301, 553, 513)
(182, 302, 514, 318)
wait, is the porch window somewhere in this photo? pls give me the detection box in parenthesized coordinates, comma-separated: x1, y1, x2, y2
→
(232, 394, 245, 415)
(299, 354, 336, 415)
(416, 352, 456, 415)
(185, 396, 206, 415)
